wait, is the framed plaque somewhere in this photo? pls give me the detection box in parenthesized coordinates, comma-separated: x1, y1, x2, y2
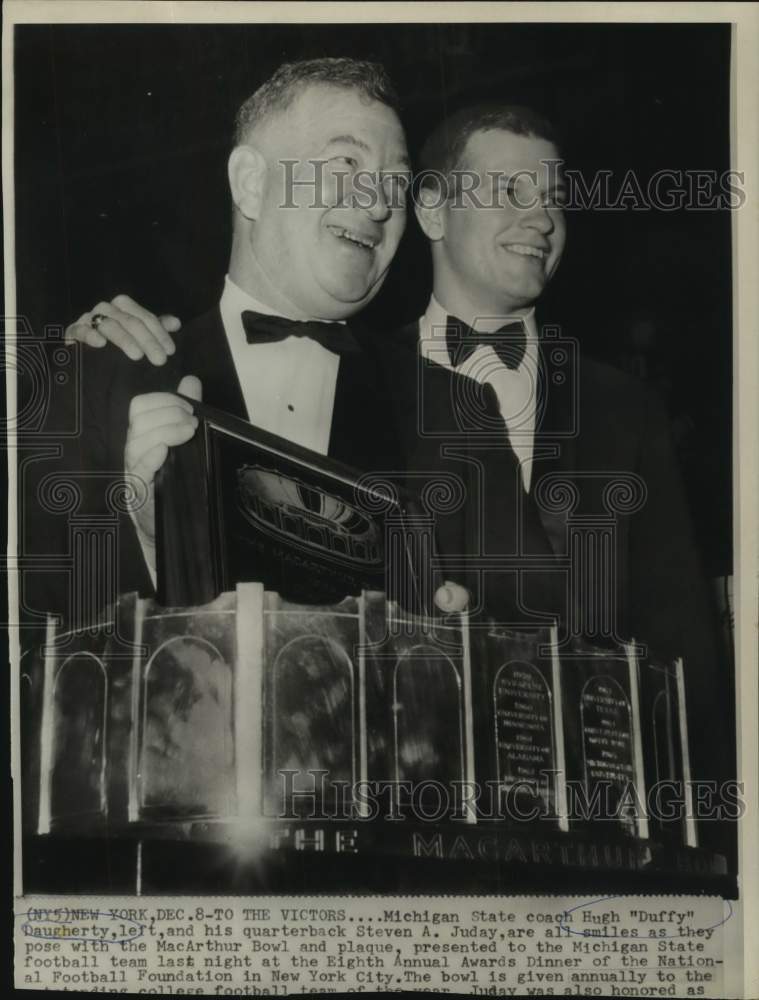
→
(156, 400, 435, 611)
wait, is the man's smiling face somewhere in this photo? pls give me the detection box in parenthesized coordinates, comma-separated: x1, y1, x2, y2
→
(247, 84, 410, 320)
(435, 128, 566, 317)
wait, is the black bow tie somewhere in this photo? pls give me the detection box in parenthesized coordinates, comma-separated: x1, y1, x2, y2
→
(445, 315, 527, 370)
(242, 309, 359, 356)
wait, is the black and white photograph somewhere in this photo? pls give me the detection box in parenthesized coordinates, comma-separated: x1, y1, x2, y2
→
(6, 2, 757, 995)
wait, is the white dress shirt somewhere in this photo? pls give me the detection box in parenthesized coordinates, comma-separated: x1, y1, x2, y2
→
(136, 276, 342, 583)
(419, 295, 539, 491)
(219, 275, 340, 455)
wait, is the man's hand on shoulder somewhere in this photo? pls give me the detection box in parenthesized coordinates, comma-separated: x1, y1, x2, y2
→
(65, 294, 181, 366)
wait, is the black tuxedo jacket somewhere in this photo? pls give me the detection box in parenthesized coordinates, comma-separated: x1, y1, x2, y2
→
(24, 306, 401, 618)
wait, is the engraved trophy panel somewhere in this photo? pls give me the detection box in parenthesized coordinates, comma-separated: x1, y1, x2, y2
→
(38, 596, 139, 833)
(580, 674, 635, 833)
(493, 663, 554, 788)
(362, 591, 392, 785)
(363, 593, 472, 820)
(50, 649, 108, 824)
(41, 619, 113, 832)
(138, 597, 237, 819)
(560, 641, 644, 838)
(475, 627, 559, 823)
(638, 657, 688, 841)
(101, 593, 140, 824)
(20, 647, 41, 834)
(393, 644, 465, 785)
(262, 594, 361, 818)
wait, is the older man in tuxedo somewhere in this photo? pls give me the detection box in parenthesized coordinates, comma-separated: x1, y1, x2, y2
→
(31, 57, 415, 619)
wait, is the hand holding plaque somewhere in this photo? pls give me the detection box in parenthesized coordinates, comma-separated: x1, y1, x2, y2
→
(125, 377, 202, 568)
(155, 401, 437, 612)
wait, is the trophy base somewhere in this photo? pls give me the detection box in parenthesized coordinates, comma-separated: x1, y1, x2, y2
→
(24, 821, 734, 897)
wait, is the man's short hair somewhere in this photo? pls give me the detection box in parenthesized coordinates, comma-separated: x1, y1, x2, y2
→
(234, 57, 400, 145)
(418, 103, 561, 186)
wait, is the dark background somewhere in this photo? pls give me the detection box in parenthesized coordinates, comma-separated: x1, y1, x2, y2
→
(14, 21, 733, 577)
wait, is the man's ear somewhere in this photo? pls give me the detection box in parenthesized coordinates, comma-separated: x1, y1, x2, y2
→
(228, 145, 267, 220)
(414, 182, 447, 242)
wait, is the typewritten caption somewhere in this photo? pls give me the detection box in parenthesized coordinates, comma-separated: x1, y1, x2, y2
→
(15, 896, 730, 996)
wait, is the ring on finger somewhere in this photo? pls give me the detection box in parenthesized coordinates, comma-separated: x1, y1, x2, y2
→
(91, 313, 108, 330)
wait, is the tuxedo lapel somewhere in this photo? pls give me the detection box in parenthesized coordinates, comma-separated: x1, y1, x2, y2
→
(178, 307, 247, 419)
(532, 334, 578, 554)
(328, 348, 371, 467)
(327, 326, 402, 470)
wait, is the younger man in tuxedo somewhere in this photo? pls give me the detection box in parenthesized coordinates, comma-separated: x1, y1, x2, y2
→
(378, 104, 728, 817)
(394, 103, 717, 663)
